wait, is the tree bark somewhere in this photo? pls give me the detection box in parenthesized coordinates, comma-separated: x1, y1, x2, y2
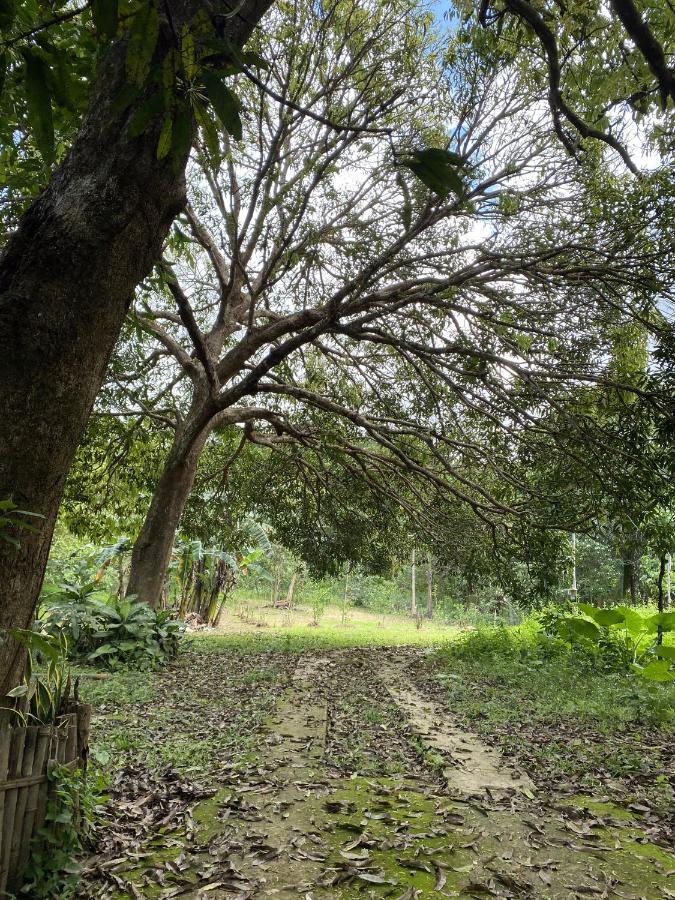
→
(667, 553, 672, 608)
(657, 552, 666, 646)
(286, 571, 298, 607)
(126, 427, 210, 608)
(426, 552, 433, 619)
(411, 548, 417, 617)
(622, 560, 639, 604)
(0, 0, 272, 692)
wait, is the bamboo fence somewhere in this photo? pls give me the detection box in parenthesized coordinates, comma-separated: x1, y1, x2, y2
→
(0, 700, 91, 895)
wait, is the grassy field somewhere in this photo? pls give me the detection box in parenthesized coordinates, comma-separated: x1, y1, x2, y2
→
(410, 620, 675, 814)
(206, 596, 463, 650)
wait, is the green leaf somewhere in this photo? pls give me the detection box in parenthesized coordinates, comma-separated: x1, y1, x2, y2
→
(9, 628, 60, 662)
(199, 34, 246, 72)
(156, 114, 172, 159)
(578, 604, 626, 627)
(635, 659, 675, 682)
(648, 611, 675, 633)
(180, 24, 197, 79)
(126, 1, 159, 87)
(402, 148, 465, 199)
(194, 101, 221, 161)
(87, 644, 117, 660)
(655, 645, 675, 661)
(92, 0, 118, 41)
(7, 683, 29, 697)
(200, 71, 242, 140)
(110, 82, 141, 118)
(0, 0, 16, 30)
(0, 52, 7, 103)
(241, 50, 269, 70)
(614, 606, 648, 638)
(557, 616, 601, 642)
(23, 50, 54, 164)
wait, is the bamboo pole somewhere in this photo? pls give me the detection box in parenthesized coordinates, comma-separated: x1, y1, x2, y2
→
(0, 725, 11, 892)
(7, 726, 38, 890)
(33, 726, 56, 853)
(16, 727, 51, 880)
(0, 725, 27, 893)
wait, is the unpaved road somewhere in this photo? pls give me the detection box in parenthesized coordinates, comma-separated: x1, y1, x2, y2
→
(81, 647, 675, 899)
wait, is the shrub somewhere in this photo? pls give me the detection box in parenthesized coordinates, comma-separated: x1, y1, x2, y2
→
(555, 603, 675, 681)
(41, 595, 184, 669)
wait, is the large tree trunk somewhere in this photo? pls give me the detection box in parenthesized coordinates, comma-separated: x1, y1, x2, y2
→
(621, 559, 640, 604)
(0, 1, 272, 692)
(127, 427, 210, 608)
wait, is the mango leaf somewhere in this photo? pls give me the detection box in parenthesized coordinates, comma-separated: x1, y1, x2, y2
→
(92, 0, 118, 41)
(200, 70, 242, 140)
(578, 604, 625, 627)
(126, 1, 159, 87)
(557, 616, 601, 642)
(156, 114, 172, 159)
(23, 50, 54, 164)
(402, 148, 466, 199)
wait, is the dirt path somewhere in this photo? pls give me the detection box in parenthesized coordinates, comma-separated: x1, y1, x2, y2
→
(82, 647, 675, 899)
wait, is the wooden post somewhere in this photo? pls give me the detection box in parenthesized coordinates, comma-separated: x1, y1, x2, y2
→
(0, 726, 10, 892)
(7, 726, 38, 889)
(17, 726, 51, 879)
(1, 725, 26, 893)
(342, 563, 351, 625)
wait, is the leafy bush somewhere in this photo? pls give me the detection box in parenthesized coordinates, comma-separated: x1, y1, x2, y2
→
(41, 594, 184, 669)
(4, 628, 72, 725)
(305, 580, 332, 625)
(556, 603, 675, 681)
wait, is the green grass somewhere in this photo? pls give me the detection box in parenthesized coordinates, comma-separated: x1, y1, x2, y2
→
(196, 603, 460, 654)
(421, 619, 675, 809)
(430, 618, 675, 729)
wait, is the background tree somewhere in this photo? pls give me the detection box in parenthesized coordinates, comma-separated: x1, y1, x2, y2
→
(91, 2, 671, 609)
(0, 0, 274, 691)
